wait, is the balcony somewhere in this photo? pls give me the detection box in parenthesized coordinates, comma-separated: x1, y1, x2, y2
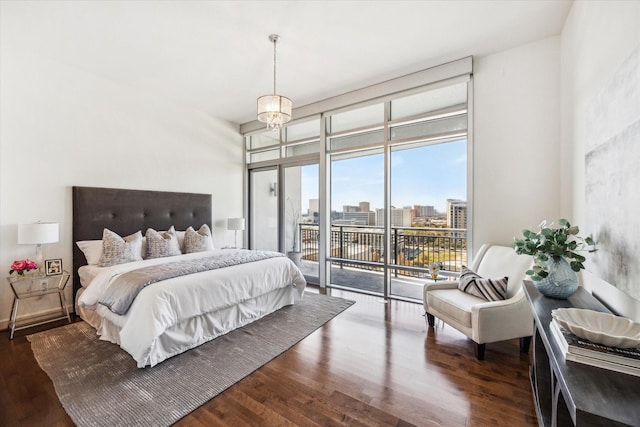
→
(297, 224, 467, 300)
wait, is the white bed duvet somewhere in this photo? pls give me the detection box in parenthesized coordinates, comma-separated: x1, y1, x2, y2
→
(77, 249, 307, 367)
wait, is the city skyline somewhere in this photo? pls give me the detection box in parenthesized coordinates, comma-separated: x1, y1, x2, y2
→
(301, 139, 467, 213)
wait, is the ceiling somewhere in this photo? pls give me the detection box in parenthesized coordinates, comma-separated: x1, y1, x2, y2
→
(1, 0, 573, 126)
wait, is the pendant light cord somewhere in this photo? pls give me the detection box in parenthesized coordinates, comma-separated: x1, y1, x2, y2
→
(272, 37, 277, 95)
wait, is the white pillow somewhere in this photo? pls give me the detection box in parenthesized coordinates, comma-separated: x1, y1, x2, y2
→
(98, 229, 144, 267)
(141, 228, 186, 254)
(184, 224, 214, 253)
(145, 226, 181, 259)
(76, 240, 103, 265)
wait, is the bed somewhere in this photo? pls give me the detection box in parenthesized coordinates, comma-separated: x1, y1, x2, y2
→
(72, 186, 306, 368)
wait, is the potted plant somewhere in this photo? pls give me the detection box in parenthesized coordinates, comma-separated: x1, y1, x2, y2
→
(512, 219, 597, 298)
(286, 198, 302, 265)
(428, 261, 443, 280)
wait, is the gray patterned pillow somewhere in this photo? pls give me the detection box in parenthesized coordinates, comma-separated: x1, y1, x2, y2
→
(98, 229, 143, 267)
(184, 224, 214, 254)
(457, 266, 508, 302)
(145, 226, 182, 259)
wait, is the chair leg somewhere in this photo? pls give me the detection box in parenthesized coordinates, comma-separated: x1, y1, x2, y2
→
(425, 312, 435, 328)
(474, 342, 485, 360)
(520, 336, 532, 353)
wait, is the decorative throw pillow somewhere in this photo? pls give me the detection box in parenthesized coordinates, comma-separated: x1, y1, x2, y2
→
(145, 226, 182, 259)
(184, 224, 214, 253)
(97, 229, 143, 267)
(76, 240, 103, 265)
(458, 266, 508, 302)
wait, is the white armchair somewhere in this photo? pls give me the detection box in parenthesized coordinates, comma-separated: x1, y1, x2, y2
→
(423, 244, 534, 360)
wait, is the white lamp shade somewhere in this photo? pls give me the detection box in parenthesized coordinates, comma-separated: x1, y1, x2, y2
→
(18, 223, 59, 244)
(227, 218, 245, 231)
(257, 95, 292, 127)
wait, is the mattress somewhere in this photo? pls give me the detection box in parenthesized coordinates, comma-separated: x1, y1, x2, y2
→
(77, 250, 306, 367)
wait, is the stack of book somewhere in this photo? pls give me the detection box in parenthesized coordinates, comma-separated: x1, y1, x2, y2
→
(549, 319, 640, 377)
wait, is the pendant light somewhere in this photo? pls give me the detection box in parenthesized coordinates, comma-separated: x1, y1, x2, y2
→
(257, 34, 292, 130)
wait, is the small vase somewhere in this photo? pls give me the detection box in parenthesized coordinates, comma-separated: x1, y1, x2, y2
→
(534, 256, 578, 299)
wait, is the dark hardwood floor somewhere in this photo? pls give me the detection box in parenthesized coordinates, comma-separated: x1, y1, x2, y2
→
(0, 286, 537, 426)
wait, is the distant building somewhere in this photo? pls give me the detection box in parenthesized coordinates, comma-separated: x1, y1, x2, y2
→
(375, 207, 412, 227)
(308, 198, 319, 216)
(413, 204, 436, 217)
(339, 211, 375, 226)
(359, 201, 370, 212)
(343, 205, 359, 213)
(447, 199, 467, 229)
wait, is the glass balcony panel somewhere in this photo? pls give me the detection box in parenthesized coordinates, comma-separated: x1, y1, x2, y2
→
(390, 115, 467, 141)
(298, 224, 467, 299)
(390, 82, 467, 120)
(329, 103, 384, 133)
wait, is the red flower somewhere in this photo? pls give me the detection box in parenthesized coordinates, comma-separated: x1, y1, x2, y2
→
(9, 259, 37, 275)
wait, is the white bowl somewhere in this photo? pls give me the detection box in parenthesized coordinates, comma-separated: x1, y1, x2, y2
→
(551, 308, 640, 349)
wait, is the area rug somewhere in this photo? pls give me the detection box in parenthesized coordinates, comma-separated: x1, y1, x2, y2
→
(28, 293, 354, 427)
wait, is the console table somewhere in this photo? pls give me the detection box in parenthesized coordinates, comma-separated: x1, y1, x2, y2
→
(524, 281, 640, 426)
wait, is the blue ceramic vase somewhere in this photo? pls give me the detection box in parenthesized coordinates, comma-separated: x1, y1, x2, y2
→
(534, 256, 578, 299)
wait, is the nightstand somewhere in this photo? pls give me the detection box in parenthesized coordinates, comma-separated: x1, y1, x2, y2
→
(6, 270, 71, 339)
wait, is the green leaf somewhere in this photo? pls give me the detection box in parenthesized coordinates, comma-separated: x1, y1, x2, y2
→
(570, 261, 584, 272)
(559, 218, 569, 227)
(567, 226, 579, 235)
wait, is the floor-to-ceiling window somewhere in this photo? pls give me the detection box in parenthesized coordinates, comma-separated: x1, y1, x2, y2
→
(243, 57, 472, 302)
(388, 140, 467, 299)
(329, 149, 384, 293)
(325, 81, 469, 300)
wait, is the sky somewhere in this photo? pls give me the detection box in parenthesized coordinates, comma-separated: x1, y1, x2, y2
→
(301, 139, 467, 213)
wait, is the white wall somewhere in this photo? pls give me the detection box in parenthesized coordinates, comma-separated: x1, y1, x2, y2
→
(560, 1, 640, 318)
(0, 47, 244, 328)
(472, 37, 561, 253)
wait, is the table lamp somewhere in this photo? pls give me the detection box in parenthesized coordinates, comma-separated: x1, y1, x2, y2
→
(18, 222, 59, 271)
(227, 218, 245, 249)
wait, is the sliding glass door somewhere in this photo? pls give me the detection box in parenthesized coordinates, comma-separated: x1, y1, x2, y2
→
(249, 168, 279, 252)
(284, 163, 319, 282)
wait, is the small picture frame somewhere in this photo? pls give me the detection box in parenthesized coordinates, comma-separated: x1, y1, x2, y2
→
(45, 259, 62, 276)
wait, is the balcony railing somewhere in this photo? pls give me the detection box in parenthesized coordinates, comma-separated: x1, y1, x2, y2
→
(299, 224, 467, 278)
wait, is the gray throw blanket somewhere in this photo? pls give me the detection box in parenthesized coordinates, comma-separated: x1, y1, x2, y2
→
(99, 250, 284, 315)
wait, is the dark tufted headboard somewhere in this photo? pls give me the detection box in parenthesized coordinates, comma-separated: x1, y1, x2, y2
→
(72, 186, 212, 305)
